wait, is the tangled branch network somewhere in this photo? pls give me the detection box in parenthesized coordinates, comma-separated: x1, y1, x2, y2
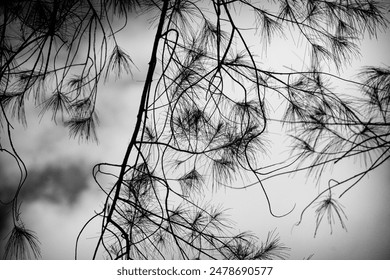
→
(0, 0, 389, 259)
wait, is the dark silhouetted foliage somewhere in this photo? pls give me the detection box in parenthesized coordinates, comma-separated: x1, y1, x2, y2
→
(1, 0, 389, 259)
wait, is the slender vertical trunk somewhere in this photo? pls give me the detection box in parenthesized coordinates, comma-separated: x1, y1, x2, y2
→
(94, 0, 170, 260)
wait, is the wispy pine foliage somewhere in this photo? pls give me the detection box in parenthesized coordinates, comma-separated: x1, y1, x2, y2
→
(3, 225, 41, 260)
(1, 0, 389, 260)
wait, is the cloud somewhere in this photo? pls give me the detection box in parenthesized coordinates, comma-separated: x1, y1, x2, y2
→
(1, 158, 90, 206)
(21, 164, 89, 205)
(0, 156, 91, 255)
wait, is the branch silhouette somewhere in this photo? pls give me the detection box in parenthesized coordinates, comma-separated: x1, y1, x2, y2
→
(1, 0, 389, 259)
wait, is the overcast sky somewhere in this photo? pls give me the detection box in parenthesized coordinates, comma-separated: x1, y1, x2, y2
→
(1, 4, 390, 260)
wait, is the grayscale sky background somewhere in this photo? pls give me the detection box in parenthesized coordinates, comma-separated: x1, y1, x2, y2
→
(1, 5, 390, 260)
